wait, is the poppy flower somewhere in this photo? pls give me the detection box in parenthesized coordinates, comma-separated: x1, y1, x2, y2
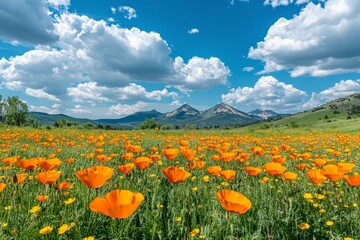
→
(207, 166, 222, 176)
(122, 153, 134, 161)
(295, 164, 309, 171)
(162, 166, 191, 183)
(321, 164, 343, 181)
(96, 155, 112, 162)
(12, 173, 28, 184)
(343, 175, 360, 187)
(313, 158, 327, 167)
(128, 145, 142, 153)
(180, 147, 196, 161)
(75, 166, 113, 189)
(162, 149, 179, 160)
(16, 158, 39, 170)
(219, 170, 236, 181)
(306, 169, 327, 184)
(216, 190, 251, 214)
(244, 167, 262, 177)
(133, 157, 152, 170)
(263, 162, 286, 177)
(283, 172, 298, 181)
(271, 155, 286, 164)
(336, 163, 355, 174)
(0, 183, 6, 192)
(117, 163, 135, 174)
(55, 181, 72, 190)
(35, 170, 61, 185)
(179, 140, 189, 146)
(38, 158, 62, 171)
(251, 146, 265, 156)
(89, 189, 144, 218)
(220, 152, 236, 163)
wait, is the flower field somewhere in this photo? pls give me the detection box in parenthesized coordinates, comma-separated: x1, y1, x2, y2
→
(0, 127, 360, 239)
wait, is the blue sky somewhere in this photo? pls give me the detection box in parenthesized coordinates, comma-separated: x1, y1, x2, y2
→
(0, 0, 359, 119)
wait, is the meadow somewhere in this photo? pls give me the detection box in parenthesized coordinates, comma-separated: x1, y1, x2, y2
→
(0, 126, 359, 240)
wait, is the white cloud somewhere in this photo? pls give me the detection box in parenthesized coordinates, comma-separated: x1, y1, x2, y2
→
(250, 0, 360, 77)
(188, 28, 199, 34)
(173, 56, 230, 91)
(52, 103, 61, 108)
(29, 105, 60, 114)
(26, 88, 60, 102)
(0, 0, 58, 45)
(111, 7, 117, 14)
(264, 0, 312, 7)
(108, 17, 115, 23)
(68, 105, 92, 114)
(108, 102, 148, 117)
(222, 76, 307, 112)
(119, 6, 137, 20)
(304, 79, 360, 109)
(242, 67, 254, 72)
(67, 82, 179, 105)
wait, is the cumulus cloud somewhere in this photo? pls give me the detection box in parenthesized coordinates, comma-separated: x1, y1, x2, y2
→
(108, 101, 148, 117)
(111, 7, 117, 14)
(264, 0, 312, 7)
(173, 57, 230, 91)
(0, 0, 59, 45)
(0, 13, 229, 102)
(222, 76, 307, 112)
(119, 6, 137, 20)
(26, 88, 60, 102)
(188, 28, 199, 34)
(67, 82, 179, 105)
(250, 0, 360, 77)
(304, 79, 360, 109)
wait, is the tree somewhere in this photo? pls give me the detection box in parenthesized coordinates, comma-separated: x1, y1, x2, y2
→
(4, 96, 29, 126)
(139, 118, 161, 130)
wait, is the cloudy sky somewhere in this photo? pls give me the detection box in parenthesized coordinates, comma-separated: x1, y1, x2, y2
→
(0, 0, 359, 119)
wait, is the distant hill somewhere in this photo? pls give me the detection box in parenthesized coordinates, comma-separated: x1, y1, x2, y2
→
(97, 110, 164, 124)
(259, 93, 360, 130)
(165, 104, 200, 119)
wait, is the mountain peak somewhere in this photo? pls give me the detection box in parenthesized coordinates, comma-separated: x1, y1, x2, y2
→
(207, 102, 245, 115)
(165, 104, 200, 118)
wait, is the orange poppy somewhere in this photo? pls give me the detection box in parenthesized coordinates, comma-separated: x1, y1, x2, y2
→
(65, 158, 75, 164)
(35, 170, 61, 185)
(295, 163, 309, 171)
(162, 149, 179, 160)
(55, 181, 72, 190)
(251, 146, 265, 156)
(216, 190, 251, 214)
(38, 158, 62, 171)
(162, 166, 191, 183)
(271, 155, 286, 164)
(122, 153, 134, 161)
(75, 166, 113, 189)
(96, 154, 112, 162)
(220, 152, 236, 163)
(36, 195, 48, 202)
(313, 158, 327, 167)
(283, 171, 297, 181)
(207, 166, 222, 176)
(128, 145, 142, 153)
(179, 140, 189, 146)
(0, 183, 6, 192)
(263, 162, 286, 177)
(336, 163, 355, 174)
(219, 170, 236, 181)
(133, 157, 152, 170)
(11, 173, 28, 184)
(16, 158, 39, 170)
(117, 163, 135, 175)
(180, 147, 196, 161)
(306, 169, 327, 184)
(89, 189, 144, 218)
(244, 167, 262, 177)
(321, 164, 344, 181)
(343, 175, 360, 187)
(237, 153, 251, 162)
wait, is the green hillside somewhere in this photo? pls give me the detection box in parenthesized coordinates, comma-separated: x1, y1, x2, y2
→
(246, 93, 360, 132)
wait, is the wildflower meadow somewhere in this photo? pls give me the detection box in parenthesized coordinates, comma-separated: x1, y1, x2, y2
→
(0, 127, 359, 239)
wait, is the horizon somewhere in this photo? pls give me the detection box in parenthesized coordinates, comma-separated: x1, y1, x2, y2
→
(1, 0, 360, 119)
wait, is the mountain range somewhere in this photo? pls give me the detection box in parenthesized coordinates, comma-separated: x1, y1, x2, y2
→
(30, 103, 285, 129)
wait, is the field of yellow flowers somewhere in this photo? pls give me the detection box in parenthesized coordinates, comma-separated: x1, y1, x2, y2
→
(0, 127, 359, 239)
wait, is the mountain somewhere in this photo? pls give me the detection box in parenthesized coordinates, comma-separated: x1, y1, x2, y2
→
(248, 109, 288, 120)
(190, 103, 255, 127)
(30, 112, 95, 126)
(97, 109, 163, 124)
(165, 104, 200, 119)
